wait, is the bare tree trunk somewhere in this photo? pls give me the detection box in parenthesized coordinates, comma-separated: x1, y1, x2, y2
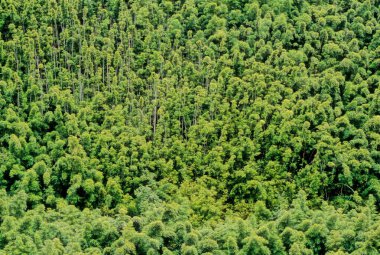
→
(152, 82, 158, 138)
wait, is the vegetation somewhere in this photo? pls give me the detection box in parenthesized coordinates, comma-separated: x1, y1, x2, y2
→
(1, 0, 380, 253)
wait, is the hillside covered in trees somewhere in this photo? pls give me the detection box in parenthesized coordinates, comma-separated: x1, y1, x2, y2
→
(1, 0, 380, 254)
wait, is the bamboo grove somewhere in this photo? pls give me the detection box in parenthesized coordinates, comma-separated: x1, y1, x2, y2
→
(1, 0, 380, 254)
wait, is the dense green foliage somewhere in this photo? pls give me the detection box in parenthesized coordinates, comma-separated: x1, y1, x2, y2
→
(1, 0, 380, 253)
(1, 190, 380, 254)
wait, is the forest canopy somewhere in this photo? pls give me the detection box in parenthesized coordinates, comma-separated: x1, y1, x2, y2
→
(1, 0, 380, 254)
